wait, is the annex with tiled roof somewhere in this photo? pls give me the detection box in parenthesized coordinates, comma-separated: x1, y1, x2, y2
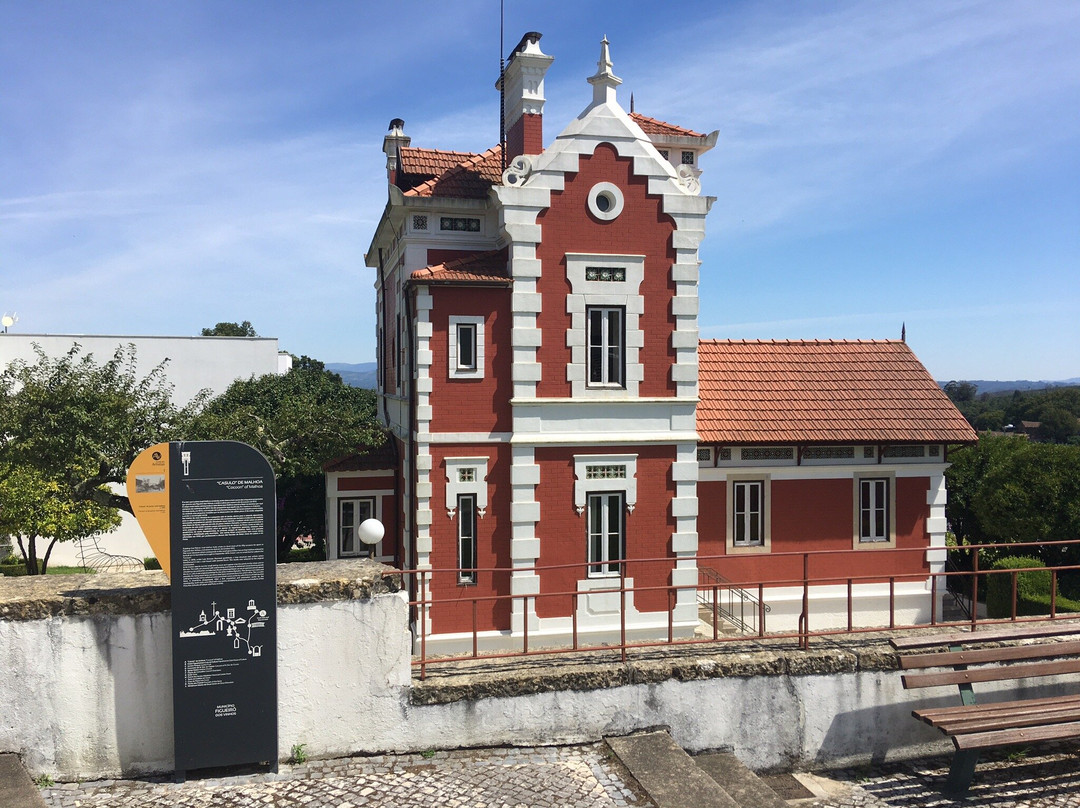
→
(409, 248, 510, 285)
(403, 145, 504, 199)
(697, 340, 978, 445)
(629, 112, 706, 139)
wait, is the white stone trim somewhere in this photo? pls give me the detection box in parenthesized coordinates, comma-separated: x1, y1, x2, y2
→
(573, 454, 637, 514)
(586, 182, 624, 220)
(445, 456, 489, 519)
(428, 432, 512, 444)
(448, 315, 484, 379)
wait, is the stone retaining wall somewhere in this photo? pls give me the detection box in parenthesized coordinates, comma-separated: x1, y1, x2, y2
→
(2, 562, 1070, 780)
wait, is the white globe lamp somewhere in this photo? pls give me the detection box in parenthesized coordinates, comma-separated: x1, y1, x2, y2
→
(357, 518, 384, 558)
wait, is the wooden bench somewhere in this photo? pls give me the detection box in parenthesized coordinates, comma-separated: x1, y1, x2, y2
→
(891, 621, 1080, 793)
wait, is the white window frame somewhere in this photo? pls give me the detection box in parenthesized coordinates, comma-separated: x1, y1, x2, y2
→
(457, 493, 477, 584)
(338, 496, 375, 558)
(725, 475, 771, 554)
(586, 306, 625, 388)
(587, 491, 625, 578)
(574, 454, 637, 515)
(448, 315, 485, 379)
(854, 474, 896, 548)
(565, 253, 645, 398)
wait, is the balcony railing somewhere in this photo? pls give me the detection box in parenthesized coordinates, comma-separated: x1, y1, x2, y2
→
(391, 539, 1080, 679)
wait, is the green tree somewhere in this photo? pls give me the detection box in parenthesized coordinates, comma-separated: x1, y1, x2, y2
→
(189, 357, 384, 559)
(0, 344, 203, 514)
(0, 465, 122, 574)
(948, 434, 1080, 566)
(201, 321, 258, 337)
(944, 380, 978, 403)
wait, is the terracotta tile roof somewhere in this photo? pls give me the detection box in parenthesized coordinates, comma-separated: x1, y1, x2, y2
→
(404, 145, 504, 199)
(697, 340, 978, 445)
(322, 440, 397, 473)
(410, 248, 510, 285)
(629, 112, 706, 139)
(398, 147, 480, 177)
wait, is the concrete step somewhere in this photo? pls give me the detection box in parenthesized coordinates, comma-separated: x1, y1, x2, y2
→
(0, 754, 47, 808)
(606, 731, 740, 808)
(694, 752, 788, 808)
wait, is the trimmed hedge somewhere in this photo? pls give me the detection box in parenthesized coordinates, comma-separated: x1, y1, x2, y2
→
(986, 555, 1080, 617)
(0, 563, 27, 576)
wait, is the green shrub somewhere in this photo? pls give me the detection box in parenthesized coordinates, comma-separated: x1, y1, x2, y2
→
(143, 557, 162, 570)
(0, 562, 27, 576)
(284, 546, 326, 563)
(987, 556, 1080, 617)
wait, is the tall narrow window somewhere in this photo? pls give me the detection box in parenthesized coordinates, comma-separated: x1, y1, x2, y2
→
(456, 323, 477, 371)
(587, 306, 624, 387)
(860, 478, 889, 542)
(457, 494, 477, 583)
(339, 498, 375, 557)
(732, 481, 764, 546)
(587, 492, 624, 577)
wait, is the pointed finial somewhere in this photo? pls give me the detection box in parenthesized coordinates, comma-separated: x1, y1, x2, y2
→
(630, 92, 635, 113)
(588, 36, 622, 105)
(901, 322, 906, 342)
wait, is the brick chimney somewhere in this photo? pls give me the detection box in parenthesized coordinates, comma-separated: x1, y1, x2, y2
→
(382, 118, 410, 187)
(497, 32, 553, 160)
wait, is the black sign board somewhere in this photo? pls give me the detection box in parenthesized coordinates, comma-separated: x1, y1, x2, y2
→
(169, 441, 277, 773)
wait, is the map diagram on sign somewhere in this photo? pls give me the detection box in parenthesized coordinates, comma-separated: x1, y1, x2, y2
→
(179, 598, 269, 657)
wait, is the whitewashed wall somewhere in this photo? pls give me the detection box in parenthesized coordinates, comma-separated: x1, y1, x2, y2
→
(7, 585, 1055, 782)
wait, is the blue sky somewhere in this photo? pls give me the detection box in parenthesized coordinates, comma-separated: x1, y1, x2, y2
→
(2, 1, 1077, 381)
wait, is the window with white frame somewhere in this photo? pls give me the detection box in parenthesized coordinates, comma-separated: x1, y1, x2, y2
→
(587, 306, 624, 387)
(732, 481, 765, 547)
(339, 497, 375, 557)
(457, 493, 477, 584)
(858, 477, 891, 543)
(587, 492, 624, 577)
(448, 315, 485, 379)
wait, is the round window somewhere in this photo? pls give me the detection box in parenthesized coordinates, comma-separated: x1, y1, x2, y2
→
(587, 182, 624, 221)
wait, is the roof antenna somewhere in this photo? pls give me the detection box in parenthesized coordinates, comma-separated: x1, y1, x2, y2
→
(499, 0, 506, 172)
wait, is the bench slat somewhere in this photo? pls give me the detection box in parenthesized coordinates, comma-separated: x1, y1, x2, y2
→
(915, 694, 1080, 723)
(922, 704, 1080, 735)
(899, 640, 1080, 670)
(891, 621, 1080, 651)
(902, 658, 1080, 689)
(953, 720, 1080, 751)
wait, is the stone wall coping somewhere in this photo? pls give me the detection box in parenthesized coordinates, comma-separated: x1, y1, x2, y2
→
(0, 560, 401, 621)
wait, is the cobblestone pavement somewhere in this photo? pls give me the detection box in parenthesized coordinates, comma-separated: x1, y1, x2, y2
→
(807, 745, 1080, 808)
(39, 743, 1080, 808)
(40, 743, 650, 808)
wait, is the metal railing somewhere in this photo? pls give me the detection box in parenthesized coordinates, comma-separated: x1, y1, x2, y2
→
(697, 566, 771, 634)
(392, 539, 1080, 679)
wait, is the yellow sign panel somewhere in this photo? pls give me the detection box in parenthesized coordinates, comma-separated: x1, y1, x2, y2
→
(126, 442, 172, 578)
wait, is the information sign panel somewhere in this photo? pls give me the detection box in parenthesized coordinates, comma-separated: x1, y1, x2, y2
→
(166, 441, 277, 773)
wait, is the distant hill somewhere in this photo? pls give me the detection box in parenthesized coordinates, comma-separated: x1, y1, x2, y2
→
(938, 379, 1080, 395)
(326, 362, 377, 389)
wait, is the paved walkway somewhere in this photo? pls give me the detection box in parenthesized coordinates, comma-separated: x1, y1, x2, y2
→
(38, 742, 1080, 808)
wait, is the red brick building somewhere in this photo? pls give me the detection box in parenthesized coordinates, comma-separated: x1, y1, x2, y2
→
(325, 34, 976, 651)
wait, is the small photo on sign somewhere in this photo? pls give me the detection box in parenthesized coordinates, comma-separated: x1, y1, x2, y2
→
(136, 474, 166, 493)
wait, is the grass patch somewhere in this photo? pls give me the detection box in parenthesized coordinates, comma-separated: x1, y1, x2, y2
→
(0, 564, 96, 576)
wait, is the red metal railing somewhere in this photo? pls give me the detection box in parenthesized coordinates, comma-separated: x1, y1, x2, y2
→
(391, 539, 1080, 679)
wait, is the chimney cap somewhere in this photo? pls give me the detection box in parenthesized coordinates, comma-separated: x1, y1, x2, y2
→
(508, 31, 543, 62)
(388, 118, 405, 131)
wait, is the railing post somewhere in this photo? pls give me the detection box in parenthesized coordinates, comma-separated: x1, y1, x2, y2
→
(801, 553, 810, 650)
(572, 591, 579, 650)
(523, 594, 529, 654)
(1010, 570, 1018, 621)
(667, 586, 674, 644)
(758, 583, 765, 637)
(847, 578, 853, 632)
(712, 585, 719, 640)
(472, 596, 478, 659)
(420, 570, 428, 681)
(889, 576, 895, 629)
(620, 570, 627, 663)
(971, 548, 980, 631)
(930, 572, 938, 625)
(1052, 569, 1059, 618)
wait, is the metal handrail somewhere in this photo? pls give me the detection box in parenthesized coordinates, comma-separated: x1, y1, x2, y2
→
(697, 566, 771, 634)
